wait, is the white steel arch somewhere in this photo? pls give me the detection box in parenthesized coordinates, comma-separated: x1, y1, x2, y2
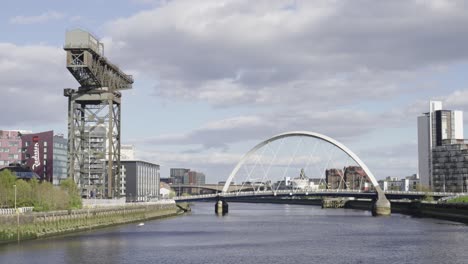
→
(222, 131, 383, 194)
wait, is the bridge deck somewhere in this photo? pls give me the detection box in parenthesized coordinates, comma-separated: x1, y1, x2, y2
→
(174, 189, 463, 202)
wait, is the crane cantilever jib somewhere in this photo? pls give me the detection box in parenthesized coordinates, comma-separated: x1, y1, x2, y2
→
(64, 29, 133, 91)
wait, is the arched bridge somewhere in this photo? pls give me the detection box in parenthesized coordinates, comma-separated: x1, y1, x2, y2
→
(177, 131, 396, 215)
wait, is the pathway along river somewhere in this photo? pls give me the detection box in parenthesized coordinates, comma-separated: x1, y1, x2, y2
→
(1, 202, 468, 264)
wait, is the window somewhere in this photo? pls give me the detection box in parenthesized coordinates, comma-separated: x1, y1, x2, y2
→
(8, 154, 19, 159)
(44, 154, 47, 159)
(9, 141, 19, 147)
(44, 141, 47, 147)
(25, 141, 30, 147)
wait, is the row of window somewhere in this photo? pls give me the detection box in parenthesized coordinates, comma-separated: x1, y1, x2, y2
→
(0, 141, 20, 147)
(24, 141, 48, 147)
(0, 136, 20, 140)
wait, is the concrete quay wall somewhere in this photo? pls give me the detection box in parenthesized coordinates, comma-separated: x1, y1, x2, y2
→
(345, 200, 468, 223)
(0, 201, 186, 244)
(228, 197, 468, 224)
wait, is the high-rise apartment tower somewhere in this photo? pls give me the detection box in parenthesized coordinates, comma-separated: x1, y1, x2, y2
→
(417, 101, 463, 188)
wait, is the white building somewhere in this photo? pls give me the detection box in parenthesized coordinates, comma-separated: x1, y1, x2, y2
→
(160, 182, 172, 199)
(402, 174, 420, 192)
(378, 175, 420, 192)
(121, 144, 135, 160)
(417, 101, 463, 189)
(379, 177, 403, 191)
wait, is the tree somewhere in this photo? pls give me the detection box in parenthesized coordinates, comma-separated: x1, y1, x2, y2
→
(169, 190, 176, 198)
(415, 184, 434, 202)
(15, 180, 32, 207)
(415, 184, 432, 192)
(60, 178, 82, 209)
(0, 170, 16, 207)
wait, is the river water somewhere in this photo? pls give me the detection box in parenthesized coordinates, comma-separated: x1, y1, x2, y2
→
(1, 202, 467, 264)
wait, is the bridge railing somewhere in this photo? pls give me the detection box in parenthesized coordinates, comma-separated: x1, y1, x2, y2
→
(173, 189, 464, 201)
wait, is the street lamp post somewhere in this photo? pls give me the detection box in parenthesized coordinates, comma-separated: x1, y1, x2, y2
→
(14, 184, 19, 242)
(14, 184, 16, 211)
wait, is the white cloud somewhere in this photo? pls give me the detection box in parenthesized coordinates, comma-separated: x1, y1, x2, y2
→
(444, 90, 468, 109)
(0, 43, 76, 126)
(131, 107, 384, 152)
(9, 11, 65, 25)
(102, 0, 468, 108)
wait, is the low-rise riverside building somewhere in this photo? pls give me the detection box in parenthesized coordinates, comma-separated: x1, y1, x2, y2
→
(0, 164, 39, 180)
(326, 168, 344, 189)
(344, 166, 370, 191)
(122, 160, 160, 202)
(378, 174, 420, 192)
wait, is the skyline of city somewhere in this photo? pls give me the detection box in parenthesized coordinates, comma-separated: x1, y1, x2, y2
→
(1, 2, 468, 259)
(1, 1, 468, 182)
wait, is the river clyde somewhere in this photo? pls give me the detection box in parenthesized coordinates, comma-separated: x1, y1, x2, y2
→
(1, 202, 467, 264)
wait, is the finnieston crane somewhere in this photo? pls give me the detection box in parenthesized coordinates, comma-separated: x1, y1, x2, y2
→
(63, 29, 133, 199)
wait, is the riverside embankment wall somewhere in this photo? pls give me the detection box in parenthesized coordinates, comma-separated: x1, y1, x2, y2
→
(228, 197, 468, 223)
(0, 202, 185, 244)
(345, 200, 468, 223)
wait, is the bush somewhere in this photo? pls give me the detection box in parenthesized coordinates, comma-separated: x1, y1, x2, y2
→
(446, 196, 468, 203)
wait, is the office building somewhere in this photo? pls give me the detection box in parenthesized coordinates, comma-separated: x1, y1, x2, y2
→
(432, 142, 468, 192)
(418, 101, 464, 189)
(183, 170, 206, 185)
(122, 160, 160, 201)
(170, 168, 189, 184)
(21, 131, 68, 184)
(52, 135, 68, 185)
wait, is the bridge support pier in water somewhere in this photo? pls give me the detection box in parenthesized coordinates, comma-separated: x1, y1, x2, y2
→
(215, 197, 228, 215)
(372, 191, 391, 216)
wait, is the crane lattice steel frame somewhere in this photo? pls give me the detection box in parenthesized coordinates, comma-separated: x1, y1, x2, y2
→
(63, 29, 133, 198)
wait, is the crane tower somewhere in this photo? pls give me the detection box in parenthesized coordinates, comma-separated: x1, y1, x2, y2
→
(63, 29, 133, 198)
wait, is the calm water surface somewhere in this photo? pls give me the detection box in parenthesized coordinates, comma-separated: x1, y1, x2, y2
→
(0, 202, 467, 264)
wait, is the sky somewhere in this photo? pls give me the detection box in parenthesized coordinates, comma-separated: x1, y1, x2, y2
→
(1, 0, 468, 182)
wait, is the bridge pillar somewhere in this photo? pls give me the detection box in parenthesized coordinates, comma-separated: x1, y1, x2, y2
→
(215, 197, 228, 215)
(372, 191, 391, 216)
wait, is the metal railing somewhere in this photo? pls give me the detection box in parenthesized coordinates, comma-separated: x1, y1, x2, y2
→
(0, 207, 34, 215)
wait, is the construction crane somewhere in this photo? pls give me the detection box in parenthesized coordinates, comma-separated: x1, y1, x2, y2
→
(63, 29, 133, 199)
